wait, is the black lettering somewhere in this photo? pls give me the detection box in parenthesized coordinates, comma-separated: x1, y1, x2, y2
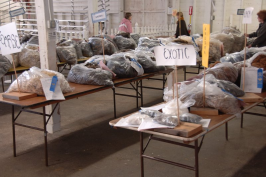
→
(164, 48, 168, 59)
(172, 49, 177, 59)
(184, 48, 189, 59)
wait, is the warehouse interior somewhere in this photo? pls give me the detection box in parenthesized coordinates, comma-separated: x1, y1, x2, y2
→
(0, 0, 266, 177)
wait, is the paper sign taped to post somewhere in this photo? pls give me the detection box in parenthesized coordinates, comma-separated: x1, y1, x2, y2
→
(202, 24, 210, 68)
(91, 10, 107, 23)
(242, 7, 254, 24)
(154, 45, 196, 66)
(0, 22, 21, 55)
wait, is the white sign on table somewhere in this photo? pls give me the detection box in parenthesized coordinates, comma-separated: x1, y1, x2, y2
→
(240, 67, 263, 93)
(242, 7, 254, 24)
(91, 10, 107, 23)
(154, 45, 196, 66)
(0, 22, 21, 55)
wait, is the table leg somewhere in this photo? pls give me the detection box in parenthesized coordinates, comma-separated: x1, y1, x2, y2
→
(241, 113, 244, 128)
(225, 122, 228, 141)
(112, 88, 117, 118)
(12, 105, 16, 157)
(163, 73, 166, 89)
(43, 107, 48, 166)
(140, 80, 143, 107)
(194, 139, 199, 177)
(1, 77, 4, 92)
(140, 132, 144, 177)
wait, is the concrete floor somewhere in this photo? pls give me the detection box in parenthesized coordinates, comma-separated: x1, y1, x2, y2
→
(0, 69, 266, 177)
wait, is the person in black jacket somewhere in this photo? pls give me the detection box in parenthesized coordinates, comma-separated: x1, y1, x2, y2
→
(246, 10, 266, 47)
(175, 12, 190, 38)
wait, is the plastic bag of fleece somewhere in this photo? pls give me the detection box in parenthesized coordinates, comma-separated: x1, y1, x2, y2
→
(89, 37, 117, 55)
(179, 77, 243, 115)
(19, 44, 40, 68)
(58, 40, 84, 59)
(211, 33, 234, 54)
(6, 67, 73, 95)
(80, 41, 93, 57)
(67, 64, 113, 86)
(113, 35, 137, 50)
(130, 33, 141, 45)
(56, 45, 77, 65)
(107, 53, 144, 78)
(220, 50, 256, 63)
(134, 51, 165, 73)
(221, 27, 245, 53)
(196, 38, 224, 61)
(202, 62, 238, 83)
(137, 37, 161, 50)
(0, 55, 12, 79)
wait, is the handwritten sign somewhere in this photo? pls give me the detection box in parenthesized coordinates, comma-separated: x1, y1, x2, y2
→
(242, 7, 254, 24)
(154, 45, 196, 66)
(202, 24, 210, 68)
(9, 7, 25, 17)
(0, 22, 21, 55)
(91, 10, 107, 23)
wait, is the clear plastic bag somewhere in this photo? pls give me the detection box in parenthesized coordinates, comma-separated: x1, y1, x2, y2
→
(20, 34, 32, 44)
(6, 67, 73, 95)
(130, 33, 141, 45)
(0, 55, 12, 79)
(231, 33, 245, 53)
(196, 38, 223, 61)
(56, 45, 77, 65)
(19, 44, 40, 68)
(221, 27, 241, 35)
(246, 52, 266, 70)
(180, 79, 242, 115)
(67, 64, 113, 86)
(211, 33, 235, 54)
(220, 51, 256, 63)
(134, 51, 165, 73)
(5, 54, 19, 68)
(107, 53, 143, 78)
(203, 62, 239, 83)
(162, 98, 196, 116)
(89, 37, 117, 55)
(153, 114, 178, 127)
(27, 35, 39, 45)
(80, 42, 93, 57)
(125, 112, 149, 125)
(74, 44, 84, 59)
(205, 74, 245, 97)
(85, 55, 113, 65)
(113, 36, 137, 50)
(180, 113, 202, 124)
(178, 36, 193, 44)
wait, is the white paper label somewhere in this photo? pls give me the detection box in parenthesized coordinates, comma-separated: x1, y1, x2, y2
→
(91, 10, 107, 23)
(0, 22, 21, 55)
(240, 67, 263, 93)
(154, 45, 196, 66)
(242, 7, 254, 24)
(40, 77, 65, 100)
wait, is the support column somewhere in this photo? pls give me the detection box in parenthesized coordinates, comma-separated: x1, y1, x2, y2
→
(88, 0, 98, 37)
(35, 0, 61, 133)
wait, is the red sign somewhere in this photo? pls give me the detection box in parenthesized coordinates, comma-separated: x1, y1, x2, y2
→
(189, 6, 193, 15)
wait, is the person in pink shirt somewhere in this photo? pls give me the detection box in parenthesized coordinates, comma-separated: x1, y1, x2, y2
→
(118, 12, 133, 33)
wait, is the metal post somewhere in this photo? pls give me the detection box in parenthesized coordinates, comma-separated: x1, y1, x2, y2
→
(194, 139, 199, 177)
(12, 105, 16, 157)
(1, 77, 4, 92)
(136, 81, 139, 108)
(140, 132, 144, 177)
(140, 80, 143, 107)
(43, 107, 48, 166)
(225, 122, 228, 141)
(241, 113, 244, 128)
(112, 88, 117, 118)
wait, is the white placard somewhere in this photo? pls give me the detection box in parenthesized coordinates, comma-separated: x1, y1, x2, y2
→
(91, 10, 107, 23)
(240, 67, 263, 93)
(0, 22, 21, 55)
(154, 45, 196, 66)
(242, 7, 254, 24)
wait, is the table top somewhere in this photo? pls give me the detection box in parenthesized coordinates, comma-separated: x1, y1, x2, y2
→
(0, 70, 172, 109)
(109, 92, 266, 143)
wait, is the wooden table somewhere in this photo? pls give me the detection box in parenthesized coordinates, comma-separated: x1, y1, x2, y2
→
(109, 92, 266, 177)
(0, 70, 172, 166)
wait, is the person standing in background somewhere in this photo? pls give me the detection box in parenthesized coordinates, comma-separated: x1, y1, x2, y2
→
(175, 12, 190, 38)
(246, 10, 266, 47)
(118, 12, 133, 33)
